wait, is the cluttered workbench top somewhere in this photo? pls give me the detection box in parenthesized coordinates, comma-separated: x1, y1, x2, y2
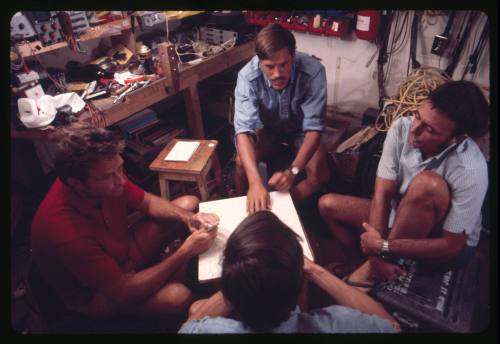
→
(11, 11, 256, 137)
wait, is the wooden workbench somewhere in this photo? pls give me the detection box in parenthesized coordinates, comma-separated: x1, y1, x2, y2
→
(92, 40, 255, 137)
(11, 40, 255, 141)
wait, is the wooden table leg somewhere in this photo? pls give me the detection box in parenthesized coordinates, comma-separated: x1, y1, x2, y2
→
(159, 176, 170, 200)
(196, 175, 210, 201)
(211, 155, 224, 197)
(183, 84, 205, 139)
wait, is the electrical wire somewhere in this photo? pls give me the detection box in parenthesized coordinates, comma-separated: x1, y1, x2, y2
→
(462, 16, 489, 80)
(445, 11, 477, 77)
(375, 67, 450, 132)
(175, 37, 237, 64)
(26, 41, 66, 92)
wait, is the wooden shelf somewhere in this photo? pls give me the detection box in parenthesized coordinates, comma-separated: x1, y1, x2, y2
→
(17, 18, 132, 59)
(95, 40, 255, 133)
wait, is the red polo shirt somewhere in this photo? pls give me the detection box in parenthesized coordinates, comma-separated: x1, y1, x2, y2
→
(31, 176, 145, 311)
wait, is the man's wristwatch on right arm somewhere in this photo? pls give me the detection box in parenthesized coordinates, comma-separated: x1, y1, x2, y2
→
(380, 239, 390, 258)
(288, 165, 300, 177)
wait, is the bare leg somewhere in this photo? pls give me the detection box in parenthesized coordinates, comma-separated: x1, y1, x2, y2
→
(318, 193, 370, 251)
(348, 171, 451, 291)
(75, 282, 192, 325)
(290, 143, 330, 204)
(126, 282, 192, 322)
(389, 170, 450, 240)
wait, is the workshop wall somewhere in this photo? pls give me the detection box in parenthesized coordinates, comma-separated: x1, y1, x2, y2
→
(293, 10, 490, 118)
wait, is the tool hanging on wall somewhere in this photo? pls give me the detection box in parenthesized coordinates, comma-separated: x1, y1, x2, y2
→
(376, 11, 394, 110)
(409, 11, 421, 70)
(430, 11, 456, 56)
(445, 11, 477, 77)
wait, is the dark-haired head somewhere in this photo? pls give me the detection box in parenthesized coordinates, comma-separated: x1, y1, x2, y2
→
(221, 211, 304, 331)
(54, 123, 125, 183)
(427, 80, 489, 139)
(255, 23, 296, 60)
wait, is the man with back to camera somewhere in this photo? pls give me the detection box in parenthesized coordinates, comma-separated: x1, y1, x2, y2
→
(178, 211, 400, 333)
(234, 23, 330, 214)
(31, 123, 220, 325)
(318, 80, 489, 290)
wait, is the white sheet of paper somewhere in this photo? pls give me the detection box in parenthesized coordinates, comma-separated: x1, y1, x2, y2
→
(164, 141, 200, 162)
(198, 191, 314, 282)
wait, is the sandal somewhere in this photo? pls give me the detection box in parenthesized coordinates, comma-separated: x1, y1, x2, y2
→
(343, 273, 376, 290)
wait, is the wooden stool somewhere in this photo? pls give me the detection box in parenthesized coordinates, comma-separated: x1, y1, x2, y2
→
(149, 139, 223, 201)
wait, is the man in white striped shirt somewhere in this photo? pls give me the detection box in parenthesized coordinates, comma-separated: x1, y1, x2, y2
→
(319, 81, 489, 290)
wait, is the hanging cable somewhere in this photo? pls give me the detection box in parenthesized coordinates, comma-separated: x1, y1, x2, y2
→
(376, 11, 394, 110)
(409, 10, 422, 70)
(445, 11, 477, 77)
(462, 18, 489, 79)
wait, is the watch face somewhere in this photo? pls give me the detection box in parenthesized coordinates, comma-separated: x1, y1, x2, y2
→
(291, 166, 300, 175)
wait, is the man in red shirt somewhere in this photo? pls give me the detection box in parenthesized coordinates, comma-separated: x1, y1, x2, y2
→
(31, 123, 220, 325)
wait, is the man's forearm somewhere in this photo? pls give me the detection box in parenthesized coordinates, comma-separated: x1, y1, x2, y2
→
(108, 246, 193, 304)
(291, 131, 321, 170)
(387, 236, 466, 262)
(186, 291, 233, 321)
(369, 177, 398, 237)
(236, 133, 264, 185)
(369, 196, 392, 238)
(145, 193, 193, 225)
(308, 263, 399, 328)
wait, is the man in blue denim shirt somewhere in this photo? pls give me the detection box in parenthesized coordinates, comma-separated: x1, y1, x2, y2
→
(234, 23, 330, 213)
(178, 211, 399, 333)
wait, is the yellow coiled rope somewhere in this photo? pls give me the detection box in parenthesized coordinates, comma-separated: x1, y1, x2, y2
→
(375, 68, 450, 132)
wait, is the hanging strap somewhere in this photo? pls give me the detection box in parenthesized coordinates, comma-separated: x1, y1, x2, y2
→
(409, 11, 421, 70)
(445, 11, 477, 77)
(462, 18, 489, 79)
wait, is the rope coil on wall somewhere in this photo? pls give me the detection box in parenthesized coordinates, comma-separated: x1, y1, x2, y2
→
(375, 67, 450, 132)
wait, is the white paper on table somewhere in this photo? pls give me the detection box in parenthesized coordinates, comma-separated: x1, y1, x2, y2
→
(164, 141, 200, 162)
(198, 191, 314, 282)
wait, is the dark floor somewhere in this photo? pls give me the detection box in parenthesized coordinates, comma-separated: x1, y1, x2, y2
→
(10, 154, 491, 334)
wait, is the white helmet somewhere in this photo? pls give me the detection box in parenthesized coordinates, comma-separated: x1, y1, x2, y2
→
(17, 95, 57, 129)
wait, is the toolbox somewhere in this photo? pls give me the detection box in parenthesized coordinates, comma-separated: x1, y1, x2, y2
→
(371, 251, 488, 332)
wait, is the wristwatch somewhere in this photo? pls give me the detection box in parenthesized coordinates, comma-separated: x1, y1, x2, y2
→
(289, 166, 300, 176)
(380, 240, 390, 257)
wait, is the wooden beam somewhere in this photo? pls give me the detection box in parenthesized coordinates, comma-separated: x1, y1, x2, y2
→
(158, 42, 180, 92)
(183, 85, 205, 139)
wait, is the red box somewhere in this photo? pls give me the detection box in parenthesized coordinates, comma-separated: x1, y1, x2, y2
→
(308, 15, 326, 35)
(269, 12, 285, 26)
(282, 15, 295, 30)
(294, 15, 311, 32)
(325, 17, 350, 37)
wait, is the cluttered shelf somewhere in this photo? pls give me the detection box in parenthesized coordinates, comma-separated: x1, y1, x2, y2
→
(17, 18, 133, 58)
(89, 39, 255, 133)
(11, 39, 254, 141)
